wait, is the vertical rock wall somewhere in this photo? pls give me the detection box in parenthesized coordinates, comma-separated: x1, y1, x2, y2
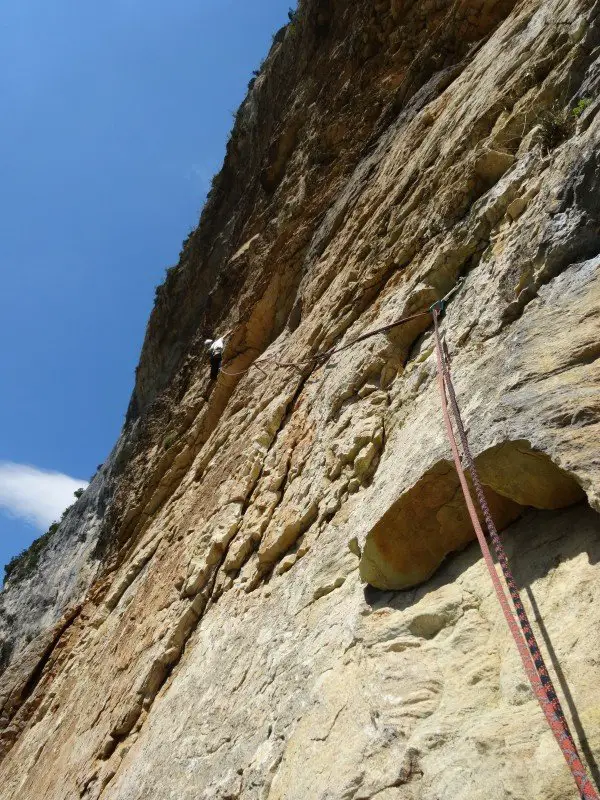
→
(1, 0, 600, 797)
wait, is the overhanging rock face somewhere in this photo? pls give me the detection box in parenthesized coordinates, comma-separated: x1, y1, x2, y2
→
(359, 441, 585, 590)
(1, 0, 600, 798)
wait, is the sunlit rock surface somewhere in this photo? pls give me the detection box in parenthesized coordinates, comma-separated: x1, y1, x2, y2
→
(1, 0, 600, 797)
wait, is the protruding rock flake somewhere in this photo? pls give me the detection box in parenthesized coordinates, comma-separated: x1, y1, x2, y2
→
(2, 0, 600, 797)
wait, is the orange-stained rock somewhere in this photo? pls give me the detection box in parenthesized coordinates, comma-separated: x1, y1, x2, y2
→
(1, 0, 600, 798)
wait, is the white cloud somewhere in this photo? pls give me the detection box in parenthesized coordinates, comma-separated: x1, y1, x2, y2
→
(0, 463, 89, 531)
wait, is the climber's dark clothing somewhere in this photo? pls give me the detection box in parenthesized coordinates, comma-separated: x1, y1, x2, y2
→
(210, 351, 222, 380)
(205, 337, 225, 380)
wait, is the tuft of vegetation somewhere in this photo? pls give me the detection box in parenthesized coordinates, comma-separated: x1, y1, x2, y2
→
(163, 431, 178, 451)
(287, 4, 303, 36)
(4, 496, 84, 583)
(155, 264, 181, 302)
(180, 233, 193, 255)
(206, 171, 223, 202)
(248, 58, 267, 93)
(572, 97, 592, 118)
(231, 105, 248, 136)
(269, 6, 300, 48)
(537, 96, 594, 153)
(3, 500, 75, 586)
(538, 101, 575, 153)
(89, 464, 103, 481)
(4, 529, 55, 584)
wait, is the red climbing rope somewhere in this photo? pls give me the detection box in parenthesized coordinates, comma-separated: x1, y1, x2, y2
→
(432, 308, 599, 800)
(219, 310, 431, 378)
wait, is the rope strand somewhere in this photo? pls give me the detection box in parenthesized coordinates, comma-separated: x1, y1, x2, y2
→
(432, 309, 599, 800)
(219, 309, 430, 378)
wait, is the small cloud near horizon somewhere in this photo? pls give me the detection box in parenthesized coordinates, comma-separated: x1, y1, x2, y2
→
(0, 462, 89, 531)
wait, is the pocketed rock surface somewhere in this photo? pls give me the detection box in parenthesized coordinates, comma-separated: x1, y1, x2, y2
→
(1, 0, 600, 797)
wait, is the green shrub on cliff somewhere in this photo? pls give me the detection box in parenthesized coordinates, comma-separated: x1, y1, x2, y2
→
(4, 521, 61, 585)
(572, 97, 592, 117)
(163, 431, 178, 451)
(539, 101, 575, 152)
(537, 96, 594, 152)
(3, 498, 81, 585)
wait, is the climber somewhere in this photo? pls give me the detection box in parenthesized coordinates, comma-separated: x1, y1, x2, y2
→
(204, 336, 226, 380)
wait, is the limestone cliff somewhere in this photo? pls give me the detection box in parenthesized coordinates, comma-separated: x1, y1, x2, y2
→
(1, 0, 600, 797)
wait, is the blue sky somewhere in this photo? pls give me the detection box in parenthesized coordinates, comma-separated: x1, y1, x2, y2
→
(0, 0, 293, 575)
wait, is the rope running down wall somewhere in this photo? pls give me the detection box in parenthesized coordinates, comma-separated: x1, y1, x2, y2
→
(432, 306, 599, 800)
